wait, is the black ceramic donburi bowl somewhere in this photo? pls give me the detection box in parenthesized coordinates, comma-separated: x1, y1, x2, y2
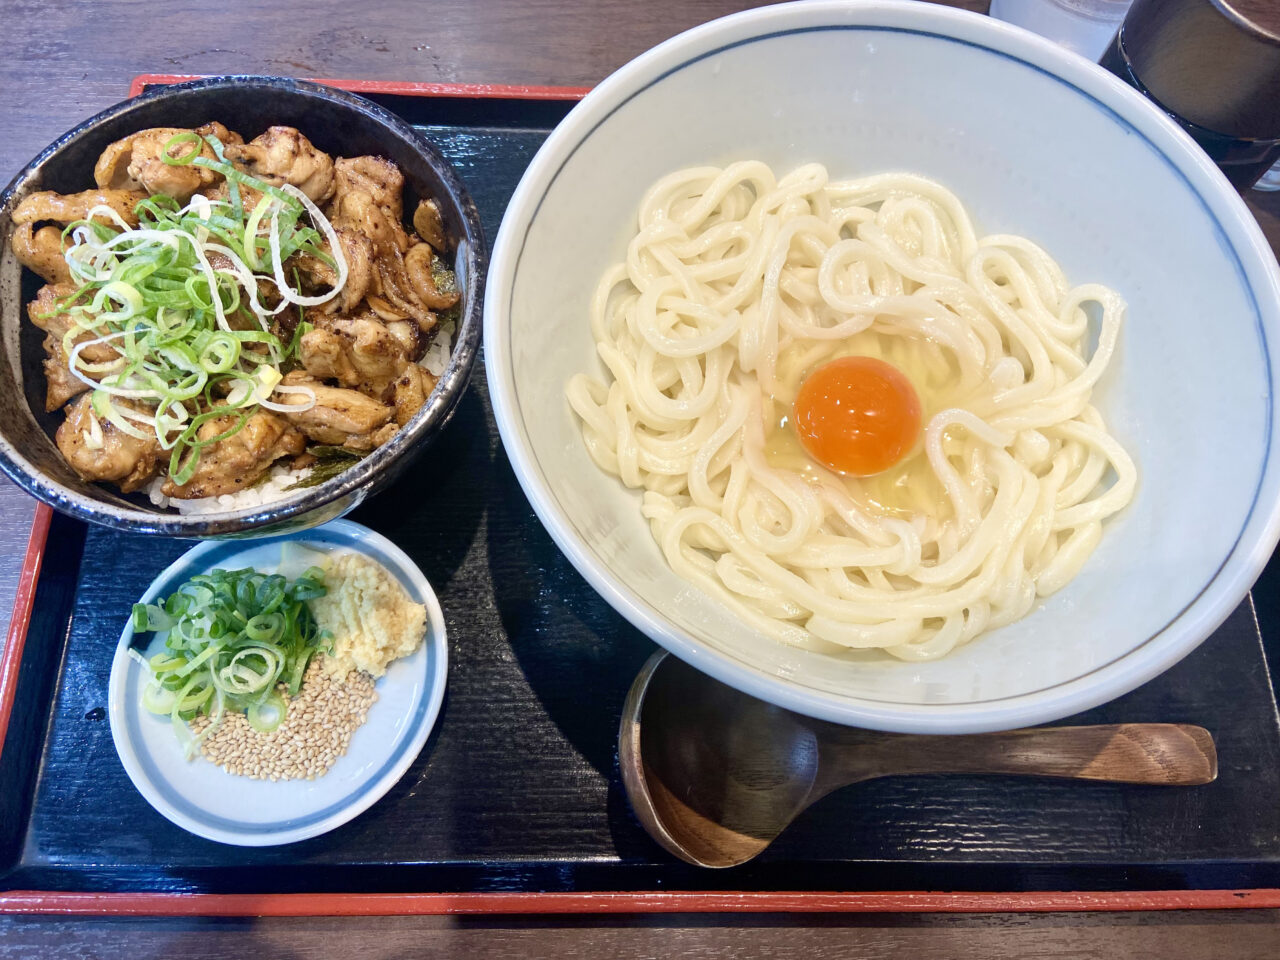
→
(0, 76, 484, 537)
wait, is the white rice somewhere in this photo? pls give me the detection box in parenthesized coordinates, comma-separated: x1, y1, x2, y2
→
(421, 316, 455, 378)
(147, 463, 309, 514)
(146, 317, 457, 515)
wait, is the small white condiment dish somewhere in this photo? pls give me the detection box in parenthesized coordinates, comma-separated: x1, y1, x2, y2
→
(484, 0, 1280, 732)
(108, 519, 447, 845)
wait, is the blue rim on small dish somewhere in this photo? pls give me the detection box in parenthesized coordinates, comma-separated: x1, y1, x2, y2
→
(108, 519, 447, 846)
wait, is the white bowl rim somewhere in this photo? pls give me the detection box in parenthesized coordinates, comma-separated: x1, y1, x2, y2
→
(484, 0, 1280, 732)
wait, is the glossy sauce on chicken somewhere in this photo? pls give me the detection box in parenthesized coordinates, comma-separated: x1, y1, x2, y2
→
(12, 122, 460, 504)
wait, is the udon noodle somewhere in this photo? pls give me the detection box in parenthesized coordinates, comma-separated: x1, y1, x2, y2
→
(566, 162, 1136, 661)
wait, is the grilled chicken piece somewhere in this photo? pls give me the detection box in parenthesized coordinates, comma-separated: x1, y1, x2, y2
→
(56, 394, 160, 493)
(196, 121, 243, 147)
(300, 311, 408, 398)
(330, 199, 435, 331)
(330, 228, 374, 311)
(197, 178, 265, 214)
(43, 341, 88, 410)
(335, 300, 425, 360)
(28, 284, 119, 411)
(379, 257, 439, 335)
(412, 198, 447, 252)
(332, 156, 407, 235)
(326, 158, 458, 332)
(333, 188, 406, 254)
(94, 125, 233, 201)
(331, 189, 420, 322)
(13, 188, 146, 228)
(29, 283, 82, 330)
(12, 224, 72, 284)
(391, 363, 436, 426)
(277, 370, 394, 451)
(29, 284, 116, 352)
(205, 249, 239, 275)
(354, 422, 399, 452)
(403, 242, 460, 310)
(13, 189, 148, 284)
(365, 295, 405, 322)
(385, 318, 424, 361)
(42, 339, 89, 412)
(288, 227, 372, 313)
(328, 155, 443, 328)
(28, 284, 112, 355)
(225, 127, 335, 203)
(162, 410, 305, 499)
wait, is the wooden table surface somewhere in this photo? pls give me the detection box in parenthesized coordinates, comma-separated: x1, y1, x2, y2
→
(2, 0, 1279, 955)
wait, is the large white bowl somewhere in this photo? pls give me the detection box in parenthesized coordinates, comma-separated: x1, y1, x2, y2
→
(484, 0, 1280, 733)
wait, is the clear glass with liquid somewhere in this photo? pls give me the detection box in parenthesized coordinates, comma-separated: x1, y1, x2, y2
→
(988, 0, 1133, 60)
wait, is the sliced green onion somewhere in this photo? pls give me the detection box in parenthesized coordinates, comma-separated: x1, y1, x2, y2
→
(141, 682, 177, 714)
(247, 692, 286, 733)
(192, 154, 301, 207)
(43, 134, 342, 484)
(203, 134, 243, 220)
(160, 132, 203, 166)
(242, 195, 274, 270)
(130, 565, 330, 758)
(91, 390, 151, 441)
(268, 184, 349, 307)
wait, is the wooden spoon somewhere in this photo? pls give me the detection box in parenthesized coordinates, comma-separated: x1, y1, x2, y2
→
(619, 652, 1217, 869)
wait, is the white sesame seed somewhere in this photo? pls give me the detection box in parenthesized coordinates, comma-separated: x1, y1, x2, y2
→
(195, 654, 377, 781)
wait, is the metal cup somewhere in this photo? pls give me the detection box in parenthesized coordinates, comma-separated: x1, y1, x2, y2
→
(1100, 0, 1280, 189)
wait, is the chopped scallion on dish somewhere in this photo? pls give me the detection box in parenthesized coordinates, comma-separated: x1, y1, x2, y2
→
(39, 132, 348, 486)
(130, 564, 330, 758)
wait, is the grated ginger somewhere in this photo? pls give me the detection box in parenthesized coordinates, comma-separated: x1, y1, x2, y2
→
(311, 552, 426, 678)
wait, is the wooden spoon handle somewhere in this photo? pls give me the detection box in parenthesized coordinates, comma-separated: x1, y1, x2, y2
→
(853, 724, 1217, 785)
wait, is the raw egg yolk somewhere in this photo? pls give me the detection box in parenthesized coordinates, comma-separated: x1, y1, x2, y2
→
(792, 356, 922, 477)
